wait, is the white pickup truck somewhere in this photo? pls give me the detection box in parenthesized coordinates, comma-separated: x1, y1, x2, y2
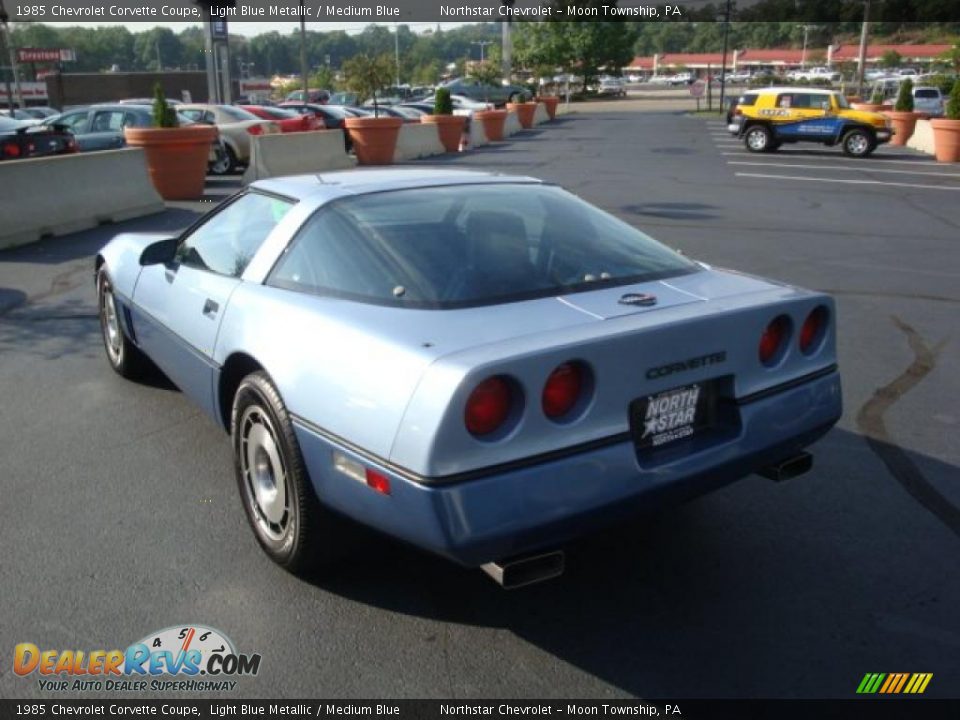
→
(787, 66, 842, 83)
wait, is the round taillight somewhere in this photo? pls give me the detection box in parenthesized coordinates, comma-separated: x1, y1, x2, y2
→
(759, 315, 790, 365)
(542, 363, 582, 419)
(465, 376, 512, 437)
(800, 306, 828, 354)
(3, 142, 21, 158)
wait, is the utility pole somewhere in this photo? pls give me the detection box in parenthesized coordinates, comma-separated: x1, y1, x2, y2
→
(799, 25, 818, 67)
(0, 0, 25, 109)
(471, 41, 493, 63)
(394, 23, 400, 87)
(299, 0, 308, 100)
(718, 0, 731, 114)
(501, 0, 514, 80)
(856, 0, 871, 98)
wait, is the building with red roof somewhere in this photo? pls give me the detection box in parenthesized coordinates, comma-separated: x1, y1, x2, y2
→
(627, 44, 953, 74)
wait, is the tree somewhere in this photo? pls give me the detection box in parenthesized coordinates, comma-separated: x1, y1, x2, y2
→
(880, 50, 903, 69)
(516, 15, 635, 93)
(342, 53, 393, 116)
(467, 60, 502, 101)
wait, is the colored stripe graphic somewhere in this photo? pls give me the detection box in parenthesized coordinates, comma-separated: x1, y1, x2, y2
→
(858, 672, 933, 694)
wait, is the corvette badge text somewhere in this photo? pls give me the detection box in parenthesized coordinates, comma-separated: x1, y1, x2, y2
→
(13, 625, 260, 693)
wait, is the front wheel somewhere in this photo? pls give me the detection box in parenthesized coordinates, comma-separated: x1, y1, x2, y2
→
(744, 125, 775, 153)
(232, 371, 345, 574)
(97, 267, 148, 379)
(841, 128, 875, 157)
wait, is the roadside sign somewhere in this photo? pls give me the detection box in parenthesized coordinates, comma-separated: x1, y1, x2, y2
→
(690, 80, 706, 98)
(17, 48, 75, 63)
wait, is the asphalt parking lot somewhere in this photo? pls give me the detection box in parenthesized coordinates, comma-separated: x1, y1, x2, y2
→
(1, 109, 957, 700)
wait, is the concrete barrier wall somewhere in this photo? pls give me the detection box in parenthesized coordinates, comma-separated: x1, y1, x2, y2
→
(0, 148, 163, 251)
(533, 103, 550, 126)
(394, 123, 446, 161)
(907, 119, 935, 155)
(504, 110, 522, 137)
(242, 130, 353, 185)
(468, 115, 489, 148)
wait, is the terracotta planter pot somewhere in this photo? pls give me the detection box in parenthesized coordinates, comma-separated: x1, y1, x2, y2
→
(850, 103, 886, 112)
(535, 96, 560, 120)
(883, 110, 919, 146)
(474, 109, 508, 142)
(507, 102, 537, 129)
(344, 116, 403, 165)
(420, 114, 466, 152)
(930, 118, 960, 163)
(122, 125, 217, 201)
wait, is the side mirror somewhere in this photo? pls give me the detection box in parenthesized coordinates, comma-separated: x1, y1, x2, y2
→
(139, 237, 178, 266)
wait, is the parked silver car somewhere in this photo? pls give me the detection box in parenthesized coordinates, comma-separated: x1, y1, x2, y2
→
(913, 86, 945, 117)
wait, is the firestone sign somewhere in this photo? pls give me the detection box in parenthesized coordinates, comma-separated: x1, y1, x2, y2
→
(17, 48, 76, 63)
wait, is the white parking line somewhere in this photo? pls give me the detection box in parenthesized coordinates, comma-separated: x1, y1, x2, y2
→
(727, 161, 960, 178)
(734, 172, 960, 191)
(721, 151, 937, 166)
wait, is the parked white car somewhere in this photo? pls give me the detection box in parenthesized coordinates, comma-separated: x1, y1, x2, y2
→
(913, 86, 945, 116)
(178, 103, 279, 175)
(597, 78, 627, 97)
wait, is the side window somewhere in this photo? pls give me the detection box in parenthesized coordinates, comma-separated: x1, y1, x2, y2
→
(125, 111, 149, 128)
(180, 109, 203, 122)
(57, 112, 89, 132)
(175, 193, 294, 278)
(776, 94, 793, 108)
(91, 111, 125, 133)
(203, 111, 216, 124)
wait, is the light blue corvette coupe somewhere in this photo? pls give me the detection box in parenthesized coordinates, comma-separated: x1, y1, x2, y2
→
(96, 169, 842, 587)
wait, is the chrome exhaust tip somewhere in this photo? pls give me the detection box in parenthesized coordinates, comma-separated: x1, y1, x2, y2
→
(481, 551, 565, 589)
(759, 451, 813, 482)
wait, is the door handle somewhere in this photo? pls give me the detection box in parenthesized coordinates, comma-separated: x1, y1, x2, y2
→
(202, 299, 219, 317)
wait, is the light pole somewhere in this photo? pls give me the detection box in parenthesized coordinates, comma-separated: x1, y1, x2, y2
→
(718, 0, 731, 114)
(0, 0, 25, 109)
(471, 41, 493, 63)
(856, 0, 871, 98)
(299, 0, 308, 100)
(798, 25, 819, 67)
(394, 23, 400, 87)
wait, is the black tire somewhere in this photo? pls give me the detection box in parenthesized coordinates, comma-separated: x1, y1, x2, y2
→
(231, 371, 344, 574)
(841, 127, 875, 157)
(210, 143, 238, 175)
(744, 124, 775, 153)
(97, 267, 148, 380)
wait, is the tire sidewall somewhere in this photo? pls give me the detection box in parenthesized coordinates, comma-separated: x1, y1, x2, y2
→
(97, 268, 125, 372)
(745, 125, 771, 153)
(231, 373, 305, 566)
(843, 128, 873, 157)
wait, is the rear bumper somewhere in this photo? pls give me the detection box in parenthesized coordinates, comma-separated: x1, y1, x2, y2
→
(295, 370, 842, 566)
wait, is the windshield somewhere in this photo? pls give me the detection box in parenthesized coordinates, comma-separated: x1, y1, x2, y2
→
(268, 184, 698, 309)
(833, 94, 850, 109)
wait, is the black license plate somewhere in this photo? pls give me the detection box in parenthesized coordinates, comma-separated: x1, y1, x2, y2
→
(632, 382, 712, 450)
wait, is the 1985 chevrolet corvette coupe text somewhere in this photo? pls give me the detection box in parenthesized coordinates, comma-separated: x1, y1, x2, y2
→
(96, 169, 841, 586)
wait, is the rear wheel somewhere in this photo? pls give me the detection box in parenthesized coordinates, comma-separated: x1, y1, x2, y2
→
(841, 128, 875, 157)
(97, 267, 148, 379)
(232, 371, 344, 574)
(210, 143, 237, 175)
(744, 124, 774, 153)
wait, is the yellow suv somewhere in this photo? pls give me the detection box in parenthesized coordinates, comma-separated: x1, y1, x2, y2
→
(729, 87, 893, 157)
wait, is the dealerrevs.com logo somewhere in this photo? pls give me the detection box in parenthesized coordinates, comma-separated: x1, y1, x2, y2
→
(14, 625, 261, 693)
